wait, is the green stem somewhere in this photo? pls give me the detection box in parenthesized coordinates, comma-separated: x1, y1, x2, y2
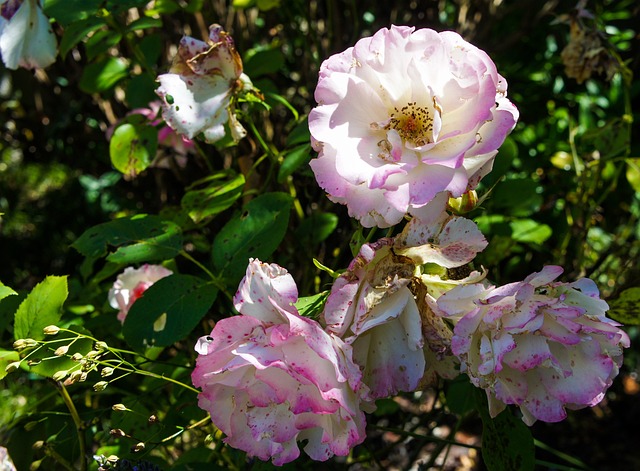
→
(179, 250, 233, 301)
(56, 382, 87, 471)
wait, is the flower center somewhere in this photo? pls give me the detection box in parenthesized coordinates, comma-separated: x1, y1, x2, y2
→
(389, 102, 434, 146)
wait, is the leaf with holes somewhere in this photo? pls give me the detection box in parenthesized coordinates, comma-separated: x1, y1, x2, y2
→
(476, 389, 535, 471)
(122, 275, 218, 350)
(72, 215, 183, 276)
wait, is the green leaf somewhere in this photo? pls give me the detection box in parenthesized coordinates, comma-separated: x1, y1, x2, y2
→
(243, 46, 285, 78)
(608, 287, 640, 325)
(138, 34, 163, 69)
(181, 171, 245, 223)
(625, 158, 640, 193)
(59, 16, 106, 58)
(43, 0, 101, 27)
(109, 123, 158, 176)
(14, 276, 68, 341)
(29, 326, 94, 379)
(510, 219, 552, 245)
(85, 29, 122, 61)
(476, 390, 535, 471)
(294, 212, 338, 245)
(445, 374, 476, 416)
(125, 74, 159, 109)
(0, 281, 17, 301)
(212, 193, 292, 283)
(79, 57, 129, 93)
(294, 291, 328, 319)
(278, 144, 311, 182)
(145, 0, 180, 14)
(122, 275, 218, 350)
(127, 17, 162, 32)
(232, 0, 257, 10)
(490, 178, 542, 217)
(72, 215, 183, 270)
(0, 291, 25, 336)
(285, 118, 311, 147)
(0, 349, 20, 381)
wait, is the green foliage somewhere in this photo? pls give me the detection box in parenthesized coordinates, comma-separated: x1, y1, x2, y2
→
(181, 171, 245, 224)
(609, 288, 640, 325)
(14, 276, 68, 341)
(73, 215, 183, 274)
(476, 391, 535, 471)
(110, 123, 158, 176)
(123, 275, 218, 350)
(0, 282, 17, 302)
(212, 192, 292, 283)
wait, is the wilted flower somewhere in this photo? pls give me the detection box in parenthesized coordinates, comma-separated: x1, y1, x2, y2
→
(323, 238, 425, 399)
(156, 24, 252, 144)
(437, 266, 630, 425)
(0, 0, 57, 70)
(559, 2, 618, 84)
(192, 259, 367, 465)
(309, 25, 518, 228)
(324, 208, 488, 396)
(108, 264, 173, 323)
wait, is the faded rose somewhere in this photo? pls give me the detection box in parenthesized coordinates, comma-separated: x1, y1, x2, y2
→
(309, 26, 518, 227)
(192, 259, 367, 465)
(0, 0, 57, 70)
(437, 266, 630, 425)
(108, 264, 173, 323)
(156, 24, 252, 144)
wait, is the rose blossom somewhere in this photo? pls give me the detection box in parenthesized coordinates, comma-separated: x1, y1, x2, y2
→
(309, 25, 518, 227)
(156, 24, 252, 144)
(437, 266, 630, 425)
(323, 238, 425, 399)
(0, 0, 57, 70)
(108, 264, 173, 323)
(323, 208, 487, 397)
(192, 259, 367, 465)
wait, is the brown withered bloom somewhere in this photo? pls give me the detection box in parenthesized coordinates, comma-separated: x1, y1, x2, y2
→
(560, 2, 618, 83)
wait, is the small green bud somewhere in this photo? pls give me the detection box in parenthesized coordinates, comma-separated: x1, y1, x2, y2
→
(93, 381, 108, 391)
(54, 345, 69, 356)
(64, 370, 83, 385)
(52, 370, 68, 381)
(101, 367, 115, 377)
(43, 325, 60, 335)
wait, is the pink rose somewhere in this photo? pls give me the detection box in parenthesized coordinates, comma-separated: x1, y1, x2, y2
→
(309, 26, 518, 227)
(437, 266, 630, 425)
(192, 259, 367, 465)
(108, 264, 173, 323)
